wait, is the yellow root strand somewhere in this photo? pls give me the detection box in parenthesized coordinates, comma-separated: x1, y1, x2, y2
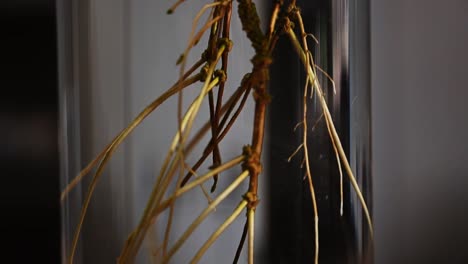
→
(247, 209, 255, 264)
(190, 200, 248, 264)
(162, 170, 249, 263)
(287, 26, 374, 239)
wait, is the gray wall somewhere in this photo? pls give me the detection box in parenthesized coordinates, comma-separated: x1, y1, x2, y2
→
(371, 0, 468, 263)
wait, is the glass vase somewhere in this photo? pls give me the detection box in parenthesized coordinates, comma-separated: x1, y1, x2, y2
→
(266, 0, 372, 263)
(58, 0, 371, 263)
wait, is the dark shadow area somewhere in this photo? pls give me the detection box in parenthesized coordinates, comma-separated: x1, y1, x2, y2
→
(0, 1, 60, 263)
(266, 0, 372, 263)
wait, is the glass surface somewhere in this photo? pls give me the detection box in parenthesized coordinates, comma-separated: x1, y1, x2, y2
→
(267, 0, 372, 263)
(58, 0, 371, 263)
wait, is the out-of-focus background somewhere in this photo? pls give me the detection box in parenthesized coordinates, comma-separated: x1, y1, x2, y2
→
(372, 1, 468, 263)
(1, 0, 467, 263)
(0, 1, 60, 263)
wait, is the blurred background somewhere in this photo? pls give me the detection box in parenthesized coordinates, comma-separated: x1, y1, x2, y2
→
(0, 1, 60, 263)
(1, 0, 467, 263)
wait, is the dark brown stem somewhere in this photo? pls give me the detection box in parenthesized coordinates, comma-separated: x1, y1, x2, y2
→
(236, 0, 271, 207)
(204, 3, 232, 193)
(207, 89, 222, 192)
(217, 85, 252, 144)
(209, 2, 233, 192)
(181, 79, 251, 187)
(218, 0, 233, 95)
(215, 1, 233, 121)
(205, 9, 222, 191)
(184, 80, 248, 155)
(233, 220, 248, 264)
